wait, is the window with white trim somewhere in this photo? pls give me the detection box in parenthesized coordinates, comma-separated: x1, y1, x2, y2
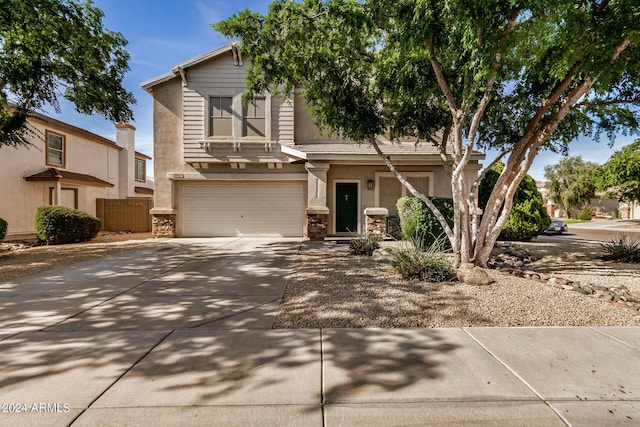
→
(46, 131, 65, 167)
(209, 96, 233, 136)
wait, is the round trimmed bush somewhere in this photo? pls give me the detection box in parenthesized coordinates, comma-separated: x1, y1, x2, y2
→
(500, 199, 550, 241)
(0, 217, 7, 241)
(479, 163, 550, 241)
(35, 206, 101, 245)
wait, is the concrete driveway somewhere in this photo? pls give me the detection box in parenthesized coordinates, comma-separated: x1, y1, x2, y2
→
(1, 237, 640, 426)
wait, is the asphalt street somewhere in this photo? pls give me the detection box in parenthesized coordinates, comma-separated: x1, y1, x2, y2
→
(540, 219, 640, 243)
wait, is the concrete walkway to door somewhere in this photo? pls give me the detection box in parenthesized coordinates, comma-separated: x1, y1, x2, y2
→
(0, 237, 639, 426)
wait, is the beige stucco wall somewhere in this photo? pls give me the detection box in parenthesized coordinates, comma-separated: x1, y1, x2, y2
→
(0, 119, 120, 237)
(293, 92, 346, 143)
(150, 78, 189, 214)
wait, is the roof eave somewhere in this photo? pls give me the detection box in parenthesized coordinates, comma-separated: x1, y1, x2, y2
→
(141, 42, 236, 92)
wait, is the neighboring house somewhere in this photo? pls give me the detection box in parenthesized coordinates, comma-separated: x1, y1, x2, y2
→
(0, 113, 153, 239)
(537, 181, 619, 218)
(618, 201, 640, 220)
(142, 43, 483, 239)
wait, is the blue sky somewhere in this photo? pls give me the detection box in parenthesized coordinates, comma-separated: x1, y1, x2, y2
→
(45, 0, 637, 181)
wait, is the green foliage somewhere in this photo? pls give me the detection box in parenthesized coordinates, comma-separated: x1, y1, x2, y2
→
(349, 234, 380, 256)
(578, 208, 595, 221)
(600, 234, 640, 263)
(392, 235, 456, 282)
(597, 139, 640, 203)
(479, 163, 551, 240)
(501, 199, 551, 241)
(0, 217, 7, 241)
(0, 0, 135, 147)
(215, 2, 640, 152)
(215, 1, 640, 265)
(543, 157, 598, 217)
(396, 196, 454, 250)
(35, 206, 101, 245)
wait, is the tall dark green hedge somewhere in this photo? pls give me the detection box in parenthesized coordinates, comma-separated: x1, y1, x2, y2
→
(396, 196, 454, 249)
(0, 217, 7, 241)
(35, 206, 101, 245)
(479, 163, 551, 241)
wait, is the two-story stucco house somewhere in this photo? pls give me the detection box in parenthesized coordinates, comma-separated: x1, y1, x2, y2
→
(0, 113, 153, 239)
(142, 43, 483, 239)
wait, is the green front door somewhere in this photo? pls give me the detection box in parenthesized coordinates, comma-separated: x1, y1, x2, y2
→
(336, 182, 358, 233)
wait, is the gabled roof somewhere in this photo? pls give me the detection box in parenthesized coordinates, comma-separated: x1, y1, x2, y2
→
(24, 168, 114, 187)
(29, 112, 122, 151)
(141, 42, 235, 92)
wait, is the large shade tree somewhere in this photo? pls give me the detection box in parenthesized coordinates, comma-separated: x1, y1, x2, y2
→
(544, 156, 598, 217)
(597, 139, 640, 203)
(0, 0, 135, 148)
(215, 0, 640, 267)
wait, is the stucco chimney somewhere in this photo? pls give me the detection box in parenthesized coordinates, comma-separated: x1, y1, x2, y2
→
(116, 122, 136, 198)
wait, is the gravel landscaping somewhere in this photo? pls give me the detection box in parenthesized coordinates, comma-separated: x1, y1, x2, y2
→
(274, 239, 640, 328)
(3, 232, 639, 328)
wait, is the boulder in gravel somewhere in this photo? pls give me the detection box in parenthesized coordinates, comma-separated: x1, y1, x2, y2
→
(372, 247, 396, 263)
(457, 263, 495, 286)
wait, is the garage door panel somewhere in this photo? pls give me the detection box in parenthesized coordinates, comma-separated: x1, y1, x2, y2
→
(181, 182, 304, 237)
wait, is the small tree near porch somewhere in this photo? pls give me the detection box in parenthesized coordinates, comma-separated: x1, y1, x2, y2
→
(215, 0, 640, 267)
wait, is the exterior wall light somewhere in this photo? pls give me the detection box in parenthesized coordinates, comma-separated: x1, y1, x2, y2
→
(367, 179, 374, 190)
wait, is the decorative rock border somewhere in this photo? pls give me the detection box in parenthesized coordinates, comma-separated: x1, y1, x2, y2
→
(489, 242, 640, 313)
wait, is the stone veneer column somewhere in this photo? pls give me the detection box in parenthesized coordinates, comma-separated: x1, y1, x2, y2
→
(305, 162, 331, 240)
(364, 207, 389, 241)
(151, 211, 176, 238)
(306, 207, 330, 240)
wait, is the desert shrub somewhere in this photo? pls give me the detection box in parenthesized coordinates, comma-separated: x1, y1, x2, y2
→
(600, 234, 640, 263)
(500, 199, 551, 241)
(349, 234, 380, 256)
(578, 208, 595, 221)
(35, 206, 101, 245)
(396, 196, 454, 250)
(0, 217, 7, 241)
(392, 235, 456, 282)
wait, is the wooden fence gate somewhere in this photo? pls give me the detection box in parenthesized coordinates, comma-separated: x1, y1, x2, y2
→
(96, 198, 153, 232)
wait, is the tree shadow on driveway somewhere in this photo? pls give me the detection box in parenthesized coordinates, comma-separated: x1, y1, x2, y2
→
(0, 239, 470, 424)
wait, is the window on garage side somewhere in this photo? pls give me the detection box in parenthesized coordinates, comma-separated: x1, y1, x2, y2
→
(135, 158, 146, 182)
(46, 130, 65, 167)
(242, 97, 266, 137)
(209, 96, 233, 136)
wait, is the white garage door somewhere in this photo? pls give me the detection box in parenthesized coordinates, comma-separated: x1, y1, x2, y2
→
(181, 182, 305, 237)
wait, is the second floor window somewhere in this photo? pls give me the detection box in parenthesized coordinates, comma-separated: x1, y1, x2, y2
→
(135, 158, 145, 181)
(243, 97, 266, 137)
(209, 96, 233, 136)
(46, 131, 65, 167)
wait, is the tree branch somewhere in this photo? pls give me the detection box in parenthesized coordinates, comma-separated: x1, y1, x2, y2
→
(575, 97, 640, 108)
(370, 137, 455, 243)
(428, 38, 459, 114)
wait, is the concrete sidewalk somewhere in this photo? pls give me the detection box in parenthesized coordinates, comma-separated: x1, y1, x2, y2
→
(0, 238, 639, 426)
